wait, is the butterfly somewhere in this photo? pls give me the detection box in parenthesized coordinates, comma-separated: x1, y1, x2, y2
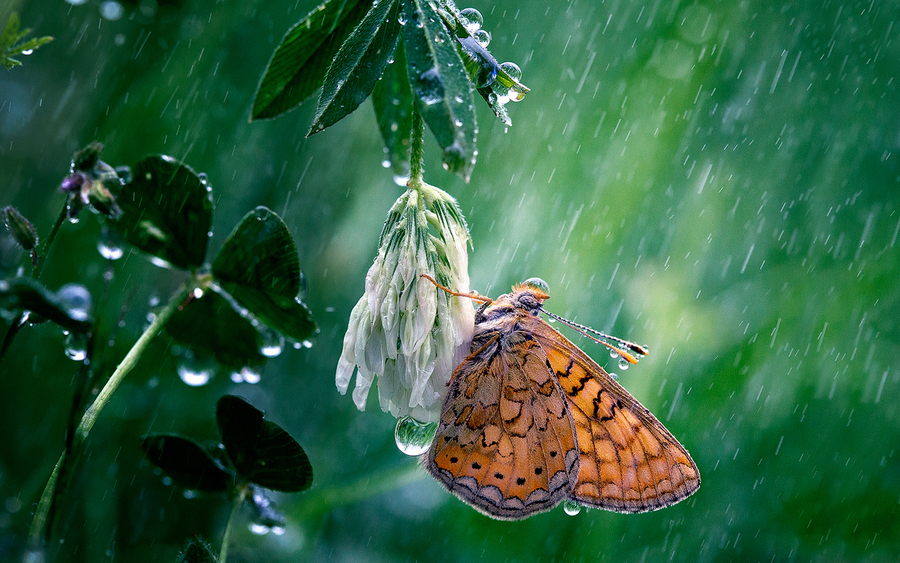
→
(422, 276, 700, 520)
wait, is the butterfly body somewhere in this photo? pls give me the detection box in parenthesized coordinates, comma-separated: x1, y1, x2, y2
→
(425, 281, 700, 520)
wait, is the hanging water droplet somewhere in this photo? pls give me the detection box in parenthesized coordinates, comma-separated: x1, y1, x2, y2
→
(609, 350, 619, 359)
(56, 283, 92, 322)
(258, 330, 284, 358)
(178, 365, 213, 386)
(394, 416, 437, 456)
(63, 332, 88, 362)
(563, 500, 582, 516)
(97, 238, 123, 260)
(393, 174, 410, 187)
(254, 206, 271, 221)
(618, 357, 630, 370)
(381, 158, 391, 168)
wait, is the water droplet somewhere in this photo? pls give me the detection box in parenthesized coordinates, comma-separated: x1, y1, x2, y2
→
(97, 237, 123, 260)
(249, 523, 285, 535)
(522, 277, 549, 293)
(63, 332, 88, 362)
(100, 0, 124, 20)
(499, 62, 522, 81)
(608, 372, 619, 381)
(254, 207, 271, 221)
(618, 357, 630, 370)
(394, 416, 437, 456)
(563, 500, 582, 516)
(609, 350, 619, 359)
(417, 67, 444, 105)
(22, 49, 34, 56)
(472, 29, 491, 47)
(458, 7, 483, 32)
(178, 365, 213, 386)
(231, 367, 261, 384)
(198, 172, 208, 184)
(393, 174, 410, 187)
(56, 283, 92, 322)
(259, 331, 284, 358)
(381, 159, 391, 168)
(192, 287, 204, 299)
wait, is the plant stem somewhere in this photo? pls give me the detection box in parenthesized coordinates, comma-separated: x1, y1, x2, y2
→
(27, 281, 194, 550)
(292, 461, 425, 521)
(220, 484, 249, 563)
(34, 202, 68, 280)
(409, 108, 425, 186)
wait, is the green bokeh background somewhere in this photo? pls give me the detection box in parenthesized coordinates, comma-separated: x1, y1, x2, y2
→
(2, 0, 898, 561)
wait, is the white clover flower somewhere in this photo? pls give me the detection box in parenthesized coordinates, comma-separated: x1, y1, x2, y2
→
(336, 182, 474, 423)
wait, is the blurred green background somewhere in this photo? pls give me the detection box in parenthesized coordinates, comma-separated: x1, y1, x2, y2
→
(2, 0, 899, 561)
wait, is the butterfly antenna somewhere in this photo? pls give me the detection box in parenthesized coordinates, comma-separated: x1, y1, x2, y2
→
(420, 274, 493, 304)
(539, 307, 649, 364)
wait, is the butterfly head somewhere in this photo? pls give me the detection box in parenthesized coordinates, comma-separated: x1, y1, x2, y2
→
(504, 277, 550, 313)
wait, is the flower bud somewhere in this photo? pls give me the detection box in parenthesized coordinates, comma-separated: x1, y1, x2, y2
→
(2, 206, 38, 251)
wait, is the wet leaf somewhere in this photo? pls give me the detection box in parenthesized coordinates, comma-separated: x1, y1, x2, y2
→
(372, 41, 414, 177)
(216, 395, 313, 493)
(309, 0, 401, 134)
(142, 434, 232, 493)
(402, 0, 477, 181)
(164, 289, 267, 370)
(251, 0, 370, 120)
(109, 156, 213, 270)
(176, 535, 218, 563)
(212, 206, 317, 343)
(0, 278, 92, 333)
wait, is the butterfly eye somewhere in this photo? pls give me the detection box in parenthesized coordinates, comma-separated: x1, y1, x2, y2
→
(522, 277, 550, 294)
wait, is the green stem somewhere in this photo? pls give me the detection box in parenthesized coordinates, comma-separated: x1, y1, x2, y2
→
(220, 484, 249, 563)
(409, 109, 426, 186)
(27, 281, 194, 550)
(34, 203, 68, 280)
(292, 462, 425, 521)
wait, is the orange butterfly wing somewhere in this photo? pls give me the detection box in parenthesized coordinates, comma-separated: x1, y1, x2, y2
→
(531, 320, 701, 513)
(425, 284, 700, 519)
(425, 328, 579, 519)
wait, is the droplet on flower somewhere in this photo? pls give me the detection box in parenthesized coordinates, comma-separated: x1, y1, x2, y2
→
(395, 416, 438, 456)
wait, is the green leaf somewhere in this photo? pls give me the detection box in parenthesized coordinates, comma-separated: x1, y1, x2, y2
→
(142, 434, 232, 493)
(212, 207, 317, 343)
(109, 155, 213, 270)
(1, 13, 20, 51)
(1, 13, 52, 70)
(372, 41, 414, 177)
(216, 395, 313, 493)
(164, 289, 267, 370)
(402, 0, 477, 181)
(0, 278, 92, 333)
(309, 0, 401, 134)
(177, 535, 218, 563)
(251, 0, 370, 120)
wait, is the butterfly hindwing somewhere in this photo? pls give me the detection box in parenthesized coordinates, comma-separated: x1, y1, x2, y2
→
(426, 328, 579, 519)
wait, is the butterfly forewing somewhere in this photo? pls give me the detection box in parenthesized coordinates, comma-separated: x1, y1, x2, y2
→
(426, 323, 579, 519)
(531, 322, 701, 513)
